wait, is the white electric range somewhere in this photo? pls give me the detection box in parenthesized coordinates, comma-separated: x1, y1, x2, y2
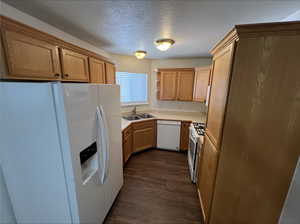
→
(188, 122, 205, 183)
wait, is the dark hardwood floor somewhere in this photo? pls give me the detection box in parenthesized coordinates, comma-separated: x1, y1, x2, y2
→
(104, 149, 202, 224)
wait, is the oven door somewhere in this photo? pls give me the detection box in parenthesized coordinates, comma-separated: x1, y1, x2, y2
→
(188, 128, 198, 182)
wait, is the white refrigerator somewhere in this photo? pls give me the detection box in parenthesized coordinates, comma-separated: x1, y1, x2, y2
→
(0, 82, 123, 223)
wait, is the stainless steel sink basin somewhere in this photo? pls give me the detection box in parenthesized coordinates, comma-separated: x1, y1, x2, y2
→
(122, 113, 154, 121)
(122, 115, 141, 121)
(138, 113, 154, 119)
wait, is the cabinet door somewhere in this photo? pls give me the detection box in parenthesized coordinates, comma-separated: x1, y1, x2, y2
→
(105, 63, 116, 84)
(206, 43, 234, 147)
(2, 30, 61, 80)
(180, 121, 191, 151)
(159, 71, 178, 100)
(177, 70, 195, 101)
(198, 134, 219, 223)
(193, 66, 211, 102)
(89, 57, 106, 83)
(60, 48, 89, 82)
(123, 133, 132, 165)
(133, 128, 155, 152)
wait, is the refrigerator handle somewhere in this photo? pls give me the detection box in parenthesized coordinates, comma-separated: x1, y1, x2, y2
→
(98, 105, 110, 183)
(96, 106, 106, 184)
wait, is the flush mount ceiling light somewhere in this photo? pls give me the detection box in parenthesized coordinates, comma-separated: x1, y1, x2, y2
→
(134, 50, 147, 59)
(155, 38, 175, 51)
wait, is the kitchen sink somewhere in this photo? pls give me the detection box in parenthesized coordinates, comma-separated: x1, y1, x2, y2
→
(138, 113, 154, 119)
(122, 115, 141, 121)
(122, 113, 154, 121)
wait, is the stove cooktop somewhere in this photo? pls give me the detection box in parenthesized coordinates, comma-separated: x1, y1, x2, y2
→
(192, 122, 205, 136)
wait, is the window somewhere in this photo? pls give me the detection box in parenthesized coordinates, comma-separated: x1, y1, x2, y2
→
(116, 72, 148, 105)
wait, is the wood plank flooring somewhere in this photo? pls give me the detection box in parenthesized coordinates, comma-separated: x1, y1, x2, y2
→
(104, 149, 202, 224)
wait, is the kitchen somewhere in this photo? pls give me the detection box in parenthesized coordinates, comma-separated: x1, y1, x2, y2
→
(1, 1, 300, 224)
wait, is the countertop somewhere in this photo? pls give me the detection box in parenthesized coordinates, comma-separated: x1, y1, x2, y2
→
(121, 110, 207, 130)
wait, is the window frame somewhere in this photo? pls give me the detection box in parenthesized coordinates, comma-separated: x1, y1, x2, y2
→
(116, 71, 149, 106)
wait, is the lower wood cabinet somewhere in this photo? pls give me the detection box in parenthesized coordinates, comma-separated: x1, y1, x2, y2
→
(122, 126, 132, 165)
(122, 119, 191, 165)
(198, 134, 219, 223)
(180, 121, 191, 151)
(132, 120, 156, 153)
(122, 120, 157, 165)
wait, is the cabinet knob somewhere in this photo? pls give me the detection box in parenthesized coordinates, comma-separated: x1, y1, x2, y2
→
(64, 74, 69, 78)
(54, 73, 60, 77)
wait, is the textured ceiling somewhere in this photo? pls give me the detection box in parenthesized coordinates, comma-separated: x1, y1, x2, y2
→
(3, 0, 300, 58)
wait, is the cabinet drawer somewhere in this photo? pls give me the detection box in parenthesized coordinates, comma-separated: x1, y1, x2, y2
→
(132, 120, 155, 130)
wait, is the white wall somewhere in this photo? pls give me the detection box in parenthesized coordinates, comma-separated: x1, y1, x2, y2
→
(151, 58, 212, 112)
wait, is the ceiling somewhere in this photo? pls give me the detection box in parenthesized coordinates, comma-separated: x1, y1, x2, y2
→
(3, 0, 300, 59)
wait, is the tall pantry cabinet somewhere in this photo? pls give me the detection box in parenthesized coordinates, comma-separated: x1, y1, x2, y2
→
(198, 21, 300, 224)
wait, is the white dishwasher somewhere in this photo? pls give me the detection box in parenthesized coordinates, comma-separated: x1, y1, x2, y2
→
(157, 120, 181, 151)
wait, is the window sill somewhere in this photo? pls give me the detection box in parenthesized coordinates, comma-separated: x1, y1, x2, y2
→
(121, 102, 149, 107)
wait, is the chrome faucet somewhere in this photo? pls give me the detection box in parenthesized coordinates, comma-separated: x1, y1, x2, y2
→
(132, 106, 137, 115)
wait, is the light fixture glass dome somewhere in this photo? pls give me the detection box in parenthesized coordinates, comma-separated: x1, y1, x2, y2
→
(155, 39, 175, 51)
(134, 50, 147, 59)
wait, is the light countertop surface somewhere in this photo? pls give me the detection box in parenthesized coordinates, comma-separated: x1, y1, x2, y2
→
(121, 110, 207, 130)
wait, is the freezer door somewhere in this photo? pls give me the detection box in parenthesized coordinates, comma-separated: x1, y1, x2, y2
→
(59, 83, 107, 223)
(0, 82, 72, 223)
(97, 84, 124, 216)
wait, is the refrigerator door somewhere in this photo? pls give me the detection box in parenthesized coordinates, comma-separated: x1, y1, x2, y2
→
(58, 83, 107, 223)
(0, 82, 73, 223)
(97, 84, 123, 215)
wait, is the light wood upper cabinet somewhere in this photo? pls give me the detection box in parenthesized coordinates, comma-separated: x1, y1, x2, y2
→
(105, 62, 116, 84)
(159, 70, 178, 100)
(1, 30, 61, 80)
(193, 66, 211, 102)
(198, 134, 219, 224)
(157, 68, 195, 101)
(205, 43, 234, 147)
(0, 16, 115, 82)
(177, 70, 195, 101)
(89, 57, 106, 83)
(60, 48, 89, 82)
